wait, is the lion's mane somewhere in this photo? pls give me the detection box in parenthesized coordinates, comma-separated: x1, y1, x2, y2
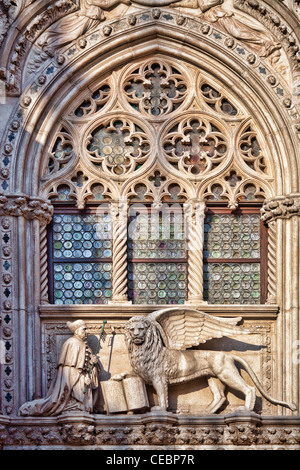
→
(125, 317, 166, 384)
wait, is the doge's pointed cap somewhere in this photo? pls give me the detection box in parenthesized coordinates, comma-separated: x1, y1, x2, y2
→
(67, 319, 86, 334)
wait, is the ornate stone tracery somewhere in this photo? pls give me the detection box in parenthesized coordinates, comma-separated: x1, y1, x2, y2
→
(39, 56, 274, 209)
(0, 0, 300, 450)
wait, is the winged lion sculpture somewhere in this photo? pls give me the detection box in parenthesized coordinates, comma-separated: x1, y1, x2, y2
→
(118, 308, 296, 414)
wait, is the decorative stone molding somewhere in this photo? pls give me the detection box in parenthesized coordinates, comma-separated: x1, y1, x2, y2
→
(1, 412, 300, 449)
(234, 0, 300, 82)
(261, 195, 300, 223)
(0, 211, 13, 415)
(0, 194, 53, 224)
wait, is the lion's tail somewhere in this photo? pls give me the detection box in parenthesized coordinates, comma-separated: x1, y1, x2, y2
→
(232, 355, 297, 412)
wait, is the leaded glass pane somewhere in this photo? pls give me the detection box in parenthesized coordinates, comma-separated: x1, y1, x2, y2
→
(203, 262, 261, 304)
(204, 213, 261, 259)
(128, 210, 187, 304)
(51, 212, 112, 304)
(128, 262, 187, 304)
(52, 214, 112, 259)
(53, 262, 112, 304)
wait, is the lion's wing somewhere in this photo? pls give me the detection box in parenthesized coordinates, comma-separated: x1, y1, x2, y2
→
(147, 307, 250, 350)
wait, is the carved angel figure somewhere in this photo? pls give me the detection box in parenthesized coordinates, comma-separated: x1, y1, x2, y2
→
(170, 0, 281, 58)
(19, 320, 99, 416)
(122, 308, 296, 414)
(37, 0, 131, 56)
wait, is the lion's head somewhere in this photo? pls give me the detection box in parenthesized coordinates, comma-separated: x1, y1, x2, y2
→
(125, 316, 151, 348)
(124, 316, 166, 382)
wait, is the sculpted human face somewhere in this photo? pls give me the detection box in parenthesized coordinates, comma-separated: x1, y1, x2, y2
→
(128, 321, 148, 345)
(75, 325, 88, 341)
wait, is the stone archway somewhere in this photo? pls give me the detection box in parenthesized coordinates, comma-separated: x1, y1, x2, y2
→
(0, 0, 300, 448)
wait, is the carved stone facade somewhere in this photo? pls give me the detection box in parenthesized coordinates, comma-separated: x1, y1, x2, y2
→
(0, 0, 300, 450)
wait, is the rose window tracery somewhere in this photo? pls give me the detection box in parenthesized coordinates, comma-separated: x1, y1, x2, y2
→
(72, 83, 111, 118)
(47, 127, 75, 175)
(85, 118, 151, 176)
(41, 56, 273, 307)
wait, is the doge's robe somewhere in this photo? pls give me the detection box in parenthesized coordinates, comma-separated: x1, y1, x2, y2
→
(18, 336, 99, 416)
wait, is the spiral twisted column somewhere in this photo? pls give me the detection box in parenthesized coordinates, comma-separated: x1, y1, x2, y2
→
(40, 223, 49, 304)
(184, 200, 207, 305)
(110, 200, 132, 304)
(266, 220, 277, 304)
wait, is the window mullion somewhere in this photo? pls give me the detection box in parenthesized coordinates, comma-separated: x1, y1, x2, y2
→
(110, 199, 132, 305)
(185, 200, 207, 306)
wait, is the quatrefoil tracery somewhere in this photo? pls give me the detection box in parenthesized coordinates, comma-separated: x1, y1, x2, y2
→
(85, 117, 152, 177)
(123, 60, 189, 118)
(162, 115, 229, 177)
(42, 58, 273, 204)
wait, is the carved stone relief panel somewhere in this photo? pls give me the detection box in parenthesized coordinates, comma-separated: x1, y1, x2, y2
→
(41, 317, 275, 416)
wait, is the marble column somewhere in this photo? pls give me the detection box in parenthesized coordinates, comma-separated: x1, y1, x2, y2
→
(262, 195, 300, 414)
(184, 200, 207, 306)
(110, 199, 132, 305)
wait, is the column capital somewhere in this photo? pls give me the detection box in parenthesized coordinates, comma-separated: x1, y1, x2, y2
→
(0, 193, 53, 224)
(261, 195, 300, 224)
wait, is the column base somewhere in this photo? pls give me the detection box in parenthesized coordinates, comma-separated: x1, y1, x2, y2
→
(108, 299, 132, 306)
(185, 299, 208, 306)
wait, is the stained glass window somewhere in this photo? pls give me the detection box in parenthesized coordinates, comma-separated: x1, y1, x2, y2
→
(49, 208, 113, 304)
(203, 208, 266, 304)
(127, 206, 188, 304)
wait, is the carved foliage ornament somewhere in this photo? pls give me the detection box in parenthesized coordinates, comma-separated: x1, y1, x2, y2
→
(261, 195, 300, 223)
(0, 193, 53, 223)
